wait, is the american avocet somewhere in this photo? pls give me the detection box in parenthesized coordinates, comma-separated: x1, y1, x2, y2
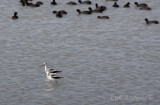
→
(43, 63, 62, 75)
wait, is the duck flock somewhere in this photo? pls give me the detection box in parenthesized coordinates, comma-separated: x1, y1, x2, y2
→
(12, 0, 159, 25)
(11, 0, 159, 80)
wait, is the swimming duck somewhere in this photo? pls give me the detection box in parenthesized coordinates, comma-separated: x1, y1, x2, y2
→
(134, 2, 148, 7)
(32, 3, 40, 7)
(88, 7, 103, 13)
(20, 0, 26, 6)
(36, 1, 43, 5)
(145, 18, 159, 24)
(53, 10, 67, 14)
(139, 7, 151, 10)
(97, 16, 109, 19)
(56, 12, 62, 18)
(12, 12, 18, 19)
(59, 10, 67, 14)
(26, 2, 40, 7)
(50, 0, 57, 5)
(112, 2, 119, 8)
(95, 3, 107, 11)
(67, 1, 77, 5)
(78, 0, 92, 4)
(76, 9, 92, 14)
(25, 1, 34, 6)
(124, 2, 130, 8)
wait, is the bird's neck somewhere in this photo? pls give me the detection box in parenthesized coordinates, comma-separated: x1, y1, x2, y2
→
(44, 65, 48, 72)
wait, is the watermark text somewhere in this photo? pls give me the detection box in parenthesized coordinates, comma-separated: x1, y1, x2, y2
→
(110, 95, 153, 102)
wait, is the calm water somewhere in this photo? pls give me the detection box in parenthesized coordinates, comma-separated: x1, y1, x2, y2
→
(0, 0, 160, 105)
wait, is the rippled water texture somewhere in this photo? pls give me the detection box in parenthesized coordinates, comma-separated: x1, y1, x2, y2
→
(0, 0, 160, 105)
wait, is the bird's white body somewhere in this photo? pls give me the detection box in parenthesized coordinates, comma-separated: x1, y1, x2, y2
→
(46, 72, 55, 80)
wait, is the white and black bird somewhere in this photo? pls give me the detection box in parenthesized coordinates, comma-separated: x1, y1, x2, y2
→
(43, 63, 62, 80)
(43, 63, 62, 75)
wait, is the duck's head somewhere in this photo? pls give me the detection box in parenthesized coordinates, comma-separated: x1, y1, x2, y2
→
(88, 7, 92, 11)
(145, 18, 148, 22)
(78, 0, 82, 4)
(53, 11, 57, 14)
(76, 9, 81, 13)
(134, 2, 138, 6)
(14, 12, 18, 15)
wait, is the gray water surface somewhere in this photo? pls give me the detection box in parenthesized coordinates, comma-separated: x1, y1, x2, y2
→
(0, 0, 160, 105)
